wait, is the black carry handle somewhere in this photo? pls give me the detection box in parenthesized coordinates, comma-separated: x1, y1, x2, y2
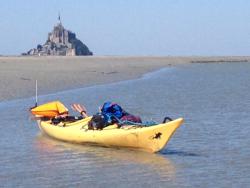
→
(162, 116, 173, 123)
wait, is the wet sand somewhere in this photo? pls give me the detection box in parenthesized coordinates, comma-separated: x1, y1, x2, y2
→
(0, 56, 249, 101)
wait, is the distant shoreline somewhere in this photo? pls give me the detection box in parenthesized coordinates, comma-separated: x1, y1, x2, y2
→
(0, 56, 249, 102)
(0, 55, 249, 62)
(0, 55, 249, 63)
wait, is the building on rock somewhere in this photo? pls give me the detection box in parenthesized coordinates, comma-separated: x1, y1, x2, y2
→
(23, 16, 93, 56)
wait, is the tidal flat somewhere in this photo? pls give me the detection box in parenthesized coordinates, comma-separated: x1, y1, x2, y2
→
(0, 56, 249, 101)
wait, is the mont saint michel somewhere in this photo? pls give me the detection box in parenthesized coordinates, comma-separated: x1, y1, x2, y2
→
(23, 17, 93, 56)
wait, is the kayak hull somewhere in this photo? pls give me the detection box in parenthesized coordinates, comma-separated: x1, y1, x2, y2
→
(38, 117, 184, 153)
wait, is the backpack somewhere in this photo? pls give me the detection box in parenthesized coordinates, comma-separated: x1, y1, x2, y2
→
(101, 102, 125, 124)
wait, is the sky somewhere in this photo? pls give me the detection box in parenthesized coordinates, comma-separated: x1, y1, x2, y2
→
(0, 0, 250, 56)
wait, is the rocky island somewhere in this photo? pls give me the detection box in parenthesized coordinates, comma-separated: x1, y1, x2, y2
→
(23, 16, 93, 56)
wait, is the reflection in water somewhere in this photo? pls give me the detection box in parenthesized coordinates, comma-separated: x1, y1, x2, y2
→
(35, 134, 176, 180)
(161, 149, 200, 157)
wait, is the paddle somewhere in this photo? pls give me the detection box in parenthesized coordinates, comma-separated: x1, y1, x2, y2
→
(71, 103, 88, 118)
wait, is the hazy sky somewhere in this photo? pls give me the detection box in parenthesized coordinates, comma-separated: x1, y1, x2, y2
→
(0, 0, 249, 56)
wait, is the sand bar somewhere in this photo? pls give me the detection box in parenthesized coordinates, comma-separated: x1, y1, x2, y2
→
(0, 56, 249, 102)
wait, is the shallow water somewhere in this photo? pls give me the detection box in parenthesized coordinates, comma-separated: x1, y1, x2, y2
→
(0, 62, 250, 187)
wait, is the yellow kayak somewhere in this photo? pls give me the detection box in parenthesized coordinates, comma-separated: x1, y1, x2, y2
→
(38, 117, 184, 153)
